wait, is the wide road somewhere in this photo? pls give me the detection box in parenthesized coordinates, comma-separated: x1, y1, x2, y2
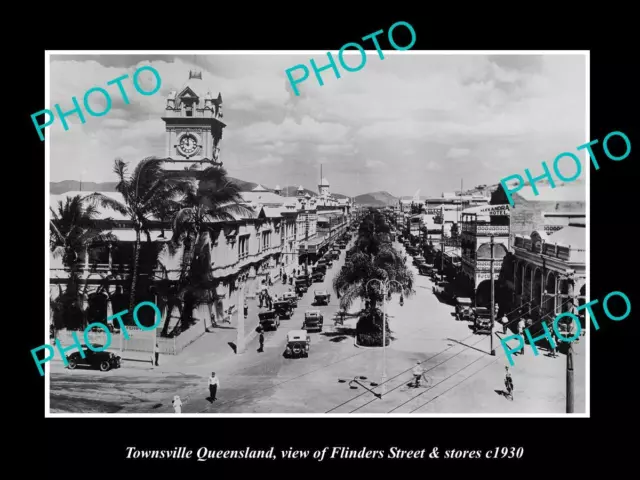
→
(49, 241, 586, 414)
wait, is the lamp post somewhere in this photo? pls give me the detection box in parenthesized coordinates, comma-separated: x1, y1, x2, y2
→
(365, 278, 404, 395)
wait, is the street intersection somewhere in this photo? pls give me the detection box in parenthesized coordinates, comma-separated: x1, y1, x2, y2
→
(49, 240, 585, 414)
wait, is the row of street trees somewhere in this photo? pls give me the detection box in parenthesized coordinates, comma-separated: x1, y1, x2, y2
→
(49, 158, 250, 335)
(333, 209, 414, 347)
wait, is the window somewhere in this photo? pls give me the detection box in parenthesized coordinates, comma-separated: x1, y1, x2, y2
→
(261, 231, 271, 251)
(238, 235, 249, 259)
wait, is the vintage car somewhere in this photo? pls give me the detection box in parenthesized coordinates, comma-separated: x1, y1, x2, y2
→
(338, 242, 347, 250)
(297, 273, 312, 286)
(312, 270, 325, 282)
(281, 291, 298, 307)
(258, 310, 280, 330)
(66, 345, 121, 372)
(273, 300, 294, 319)
(322, 256, 333, 267)
(472, 307, 493, 334)
(303, 310, 324, 331)
(284, 330, 310, 358)
(314, 290, 331, 305)
(455, 297, 474, 321)
(418, 263, 434, 276)
(413, 255, 426, 266)
(432, 281, 455, 302)
(313, 263, 327, 275)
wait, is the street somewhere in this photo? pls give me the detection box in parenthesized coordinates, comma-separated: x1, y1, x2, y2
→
(50, 241, 585, 414)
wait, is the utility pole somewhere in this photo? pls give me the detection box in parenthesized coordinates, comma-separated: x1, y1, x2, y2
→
(489, 235, 496, 356)
(236, 282, 246, 354)
(440, 225, 444, 273)
(565, 272, 575, 413)
(381, 282, 387, 395)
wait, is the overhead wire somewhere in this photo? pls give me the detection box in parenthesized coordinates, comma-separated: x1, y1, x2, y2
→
(326, 299, 534, 413)
(337, 297, 574, 414)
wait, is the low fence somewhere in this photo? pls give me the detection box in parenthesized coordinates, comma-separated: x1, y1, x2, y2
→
(54, 318, 208, 356)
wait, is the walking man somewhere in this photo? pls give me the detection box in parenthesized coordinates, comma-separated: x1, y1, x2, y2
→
(172, 395, 183, 413)
(258, 330, 265, 353)
(208, 372, 220, 402)
(154, 342, 160, 366)
(244, 301, 248, 319)
(501, 313, 509, 335)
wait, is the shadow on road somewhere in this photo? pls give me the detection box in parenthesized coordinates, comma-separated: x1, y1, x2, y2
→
(446, 338, 491, 355)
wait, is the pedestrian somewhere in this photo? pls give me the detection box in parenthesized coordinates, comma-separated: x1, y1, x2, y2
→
(172, 395, 183, 413)
(208, 372, 220, 402)
(244, 301, 248, 319)
(258, 330, 265, 352)
(501, 313, 509, 335)
(282, 272, 287, 285)
(517, 318, 526, 355)
(154, 342, 160, 366)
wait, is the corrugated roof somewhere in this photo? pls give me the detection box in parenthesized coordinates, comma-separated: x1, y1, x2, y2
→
(240, 191, 287, 206)
(547, 225, 585, 247)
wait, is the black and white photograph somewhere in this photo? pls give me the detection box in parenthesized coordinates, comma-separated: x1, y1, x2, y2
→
(45, 52, 588, 416)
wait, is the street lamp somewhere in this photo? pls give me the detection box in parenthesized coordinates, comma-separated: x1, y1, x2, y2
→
(365, 278, 404, 395)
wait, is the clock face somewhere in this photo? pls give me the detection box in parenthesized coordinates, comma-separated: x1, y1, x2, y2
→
(179, 135, 198, 154)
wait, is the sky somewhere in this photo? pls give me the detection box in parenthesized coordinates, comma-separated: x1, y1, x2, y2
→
(49, 53, 587, 197)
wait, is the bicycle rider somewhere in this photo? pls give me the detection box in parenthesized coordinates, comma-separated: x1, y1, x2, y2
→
(412, 362, 424, 387)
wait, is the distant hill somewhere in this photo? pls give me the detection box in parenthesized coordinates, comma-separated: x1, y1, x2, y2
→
(355, 191, 398, 206)
(50, 179, 350, 197)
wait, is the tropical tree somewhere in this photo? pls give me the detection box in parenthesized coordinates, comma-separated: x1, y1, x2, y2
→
(333, 212, 414, 346)
(87, 157, 187, 315)
(50, 195, 116, 330)
(170, 166, 252, 330)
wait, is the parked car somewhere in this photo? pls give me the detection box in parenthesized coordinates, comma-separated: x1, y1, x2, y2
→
(314, 290, 331, 305)
(472, 307, 493, 334)
(273, 300, 294, 320)
(66, 345, 121, 372)
(284, 330, 310, 358)
(281, 291, 298, 307)
(418, 264, 433, 276)
(258, 310, 280, 331)
(455, 297, 474, 321)
(432, 281, 455, 302)
(413, 255, 426, 266)
(303, 310, 324, 331)
(312, 271, 325, 282)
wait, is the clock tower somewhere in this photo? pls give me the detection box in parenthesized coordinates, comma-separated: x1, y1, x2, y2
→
(162, 70, 226, 172)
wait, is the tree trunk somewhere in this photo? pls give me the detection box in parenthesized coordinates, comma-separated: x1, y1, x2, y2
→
(129, 229, 141, 315)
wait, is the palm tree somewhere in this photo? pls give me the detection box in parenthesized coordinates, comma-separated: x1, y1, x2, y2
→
(171, 166, 252, 330)
(50, 195, 116, 330)
(87, 157, 187, 315)
(333, 212, 414, 346)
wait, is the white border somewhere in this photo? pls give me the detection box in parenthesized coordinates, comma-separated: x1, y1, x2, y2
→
(45, 50, 590, 418)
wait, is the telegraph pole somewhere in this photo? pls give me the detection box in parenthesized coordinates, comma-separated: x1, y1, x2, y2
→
(489, 235, 496, 356)
(440, 225, 444, 273)
(566, 273, 575, 413)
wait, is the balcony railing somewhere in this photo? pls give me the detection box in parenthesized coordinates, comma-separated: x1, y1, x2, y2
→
(461, 224, 509, 235)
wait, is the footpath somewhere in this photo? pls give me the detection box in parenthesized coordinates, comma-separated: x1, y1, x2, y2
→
(151, 274, 297, 375)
